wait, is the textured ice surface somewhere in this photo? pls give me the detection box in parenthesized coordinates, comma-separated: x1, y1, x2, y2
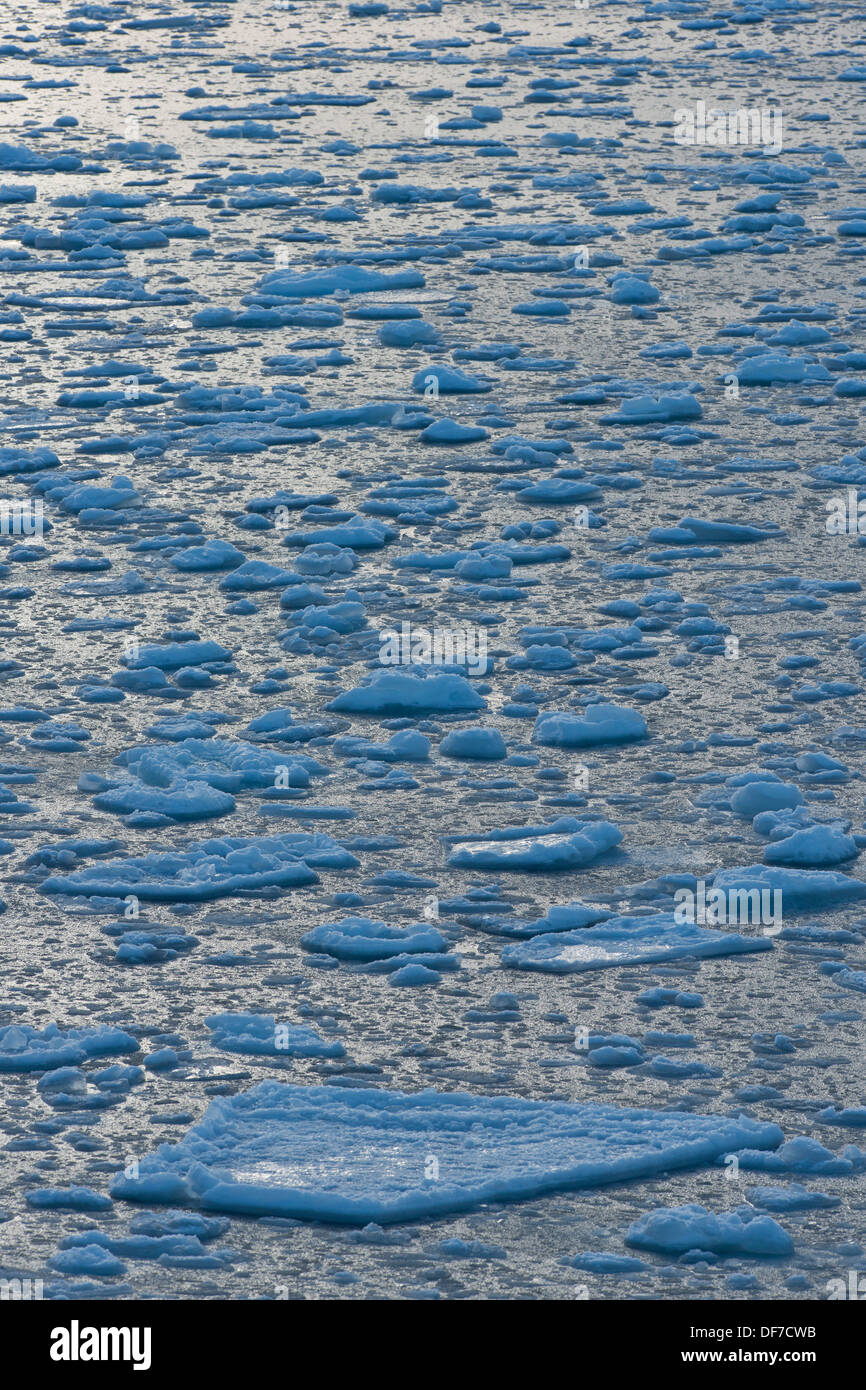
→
(0, 1024, 138, 1072)
(712, 865, 866, 911)
(109, 1082, 783, 1224)
(87, 739, 322, 821)
(502, 915, 772, 974)
(40, 833, 357, 901)
(301, 917, 448, 962)
(205, 1014, 345, 1059)
(3, 0, 866, 1304)
(448, 819, 622, 871)
(626, 1204, 794, 1258)
(746, 1184, 839, 1213)
(724, 1136, 866, 1176)
(532, 704, 648, 748)
(328, 670, 486, 715)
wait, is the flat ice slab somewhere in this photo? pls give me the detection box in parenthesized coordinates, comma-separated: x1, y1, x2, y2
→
(110, 1082, 783, 1224)
(448, 819, 621, 872)
(501, 914, 773, 973)
(39, 832, 357, 901)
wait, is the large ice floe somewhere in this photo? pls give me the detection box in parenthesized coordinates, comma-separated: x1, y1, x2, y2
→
(40, 833, 358, 901)
(109, 1083, 783, 1223)
(83, 739, 325, 822)
(501, 914, 773, 973)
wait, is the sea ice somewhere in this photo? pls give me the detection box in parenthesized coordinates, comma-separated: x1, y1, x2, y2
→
(109, 1082, 784, 1223)
(502, 914, 772, 974)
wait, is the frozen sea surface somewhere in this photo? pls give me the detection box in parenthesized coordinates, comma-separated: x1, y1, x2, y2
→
(0, 0, 865, 1302)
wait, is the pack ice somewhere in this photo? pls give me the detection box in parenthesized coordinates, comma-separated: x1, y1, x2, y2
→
(110, 1082, 783, 1224)
(40, 832, 358, 901)
(3, 0, 866, 1305)
(502, 914, 773, 974)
